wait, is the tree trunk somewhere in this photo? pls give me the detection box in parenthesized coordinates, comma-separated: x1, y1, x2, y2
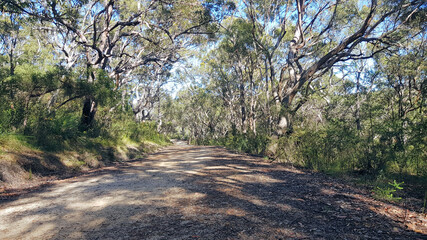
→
(80, 96, 97, 131)
(275, 0, 304, 136)
(80, 67, 98, 130)
(240, 82, 246, 133)
(9, 52, 15, 76)
(355, 67, 362, 131)
(22, 94, 30, 128)
(277, 104, 294, 136)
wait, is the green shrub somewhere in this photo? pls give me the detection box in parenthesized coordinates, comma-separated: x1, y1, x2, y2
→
(106, 115, 169, 145)
(373, 180, 404, 202)
(200, 132, 270, 156)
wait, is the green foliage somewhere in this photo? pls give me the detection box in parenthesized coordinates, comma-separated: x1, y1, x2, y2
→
(0, 104, 17, 133)
(107, 115, 169, 145)
(0, 133, 33, 152)
(28, 168, 32, 180)
(270, 115, 426, 176)
(271, 124, 365, 171)
(0, 63, 168, 151)
(201, 133, 270, 156)
(373, 180, 404, 202)
(0, 0, 425, 204)
(0, 64, 64, 132)
(31, 111, 82, 151)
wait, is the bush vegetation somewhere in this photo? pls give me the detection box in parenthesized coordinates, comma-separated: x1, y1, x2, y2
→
(0, 65, 169, 186)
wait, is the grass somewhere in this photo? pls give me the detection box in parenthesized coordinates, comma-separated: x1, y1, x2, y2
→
(0, 134, 35, 152)
(202, 133, 426, 209)
(0, 127, 171, 188)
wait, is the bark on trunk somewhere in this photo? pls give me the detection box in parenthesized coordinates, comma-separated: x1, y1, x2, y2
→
(356, 70, 362, 131)
(277, 104, 294, 136)
(240, 84, 246, 133)
(9, 52, 15, 76)
(80, 96, 97, 131)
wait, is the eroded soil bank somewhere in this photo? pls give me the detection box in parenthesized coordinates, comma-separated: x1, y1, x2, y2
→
(0, 142, 426, 239)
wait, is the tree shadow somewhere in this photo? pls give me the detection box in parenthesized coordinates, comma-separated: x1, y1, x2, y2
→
(15, 153, 67, 176)
(0, 145, 425, 239)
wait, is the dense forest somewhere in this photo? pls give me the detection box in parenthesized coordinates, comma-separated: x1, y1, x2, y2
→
(0, 0, 426, 194)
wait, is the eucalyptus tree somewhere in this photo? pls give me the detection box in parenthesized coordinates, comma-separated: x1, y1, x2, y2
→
(176, 85, 227, 142)
(372, 31, 426, 173)
(0, 7, 66, 130)
(242, 0, 289, 131)
(238, 0, 426, 135)
(203, 49, 239, 133)
(205, 17, 264, 134)
(0, 10, 22, 128)
(129, 62, 171, 122)
(0, 11, 22, 77)
(3, 0, 222, 129)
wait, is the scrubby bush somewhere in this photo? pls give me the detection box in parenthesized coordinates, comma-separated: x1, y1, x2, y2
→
(199, 132, 270, 156)
(271, 119, 426, 178)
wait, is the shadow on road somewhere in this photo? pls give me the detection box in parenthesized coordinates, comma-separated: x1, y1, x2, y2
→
(0, 144, 425, 239)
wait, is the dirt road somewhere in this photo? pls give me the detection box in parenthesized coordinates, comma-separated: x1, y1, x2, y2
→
(0, 142, 425, 239)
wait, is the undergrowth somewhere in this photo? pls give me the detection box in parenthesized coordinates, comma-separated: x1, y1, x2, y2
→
(196, 127, 426, 206)
(373, 180, 404, 202)
(0, 117, 170, 186)
(197, 132, 270, 156)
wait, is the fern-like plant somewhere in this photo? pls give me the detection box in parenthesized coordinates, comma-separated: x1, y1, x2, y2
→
(373, 180, 404, 202)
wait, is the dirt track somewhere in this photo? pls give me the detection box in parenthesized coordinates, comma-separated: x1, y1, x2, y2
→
(0, 142, 426, 239)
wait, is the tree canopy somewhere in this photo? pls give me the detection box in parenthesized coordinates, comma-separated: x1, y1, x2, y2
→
(0, 0, 426, 177)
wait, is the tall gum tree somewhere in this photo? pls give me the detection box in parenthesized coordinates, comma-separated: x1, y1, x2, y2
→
(3, 0, 222, 130)
(240, 0, 425, 135)
(273, 0, 425, 135)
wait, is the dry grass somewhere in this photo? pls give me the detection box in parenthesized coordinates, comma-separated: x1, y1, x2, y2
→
(0, 134, 163, 191)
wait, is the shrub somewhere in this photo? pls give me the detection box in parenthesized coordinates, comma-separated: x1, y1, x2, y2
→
(373, 180, 404, 202)
(200, 132, 270, 156)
